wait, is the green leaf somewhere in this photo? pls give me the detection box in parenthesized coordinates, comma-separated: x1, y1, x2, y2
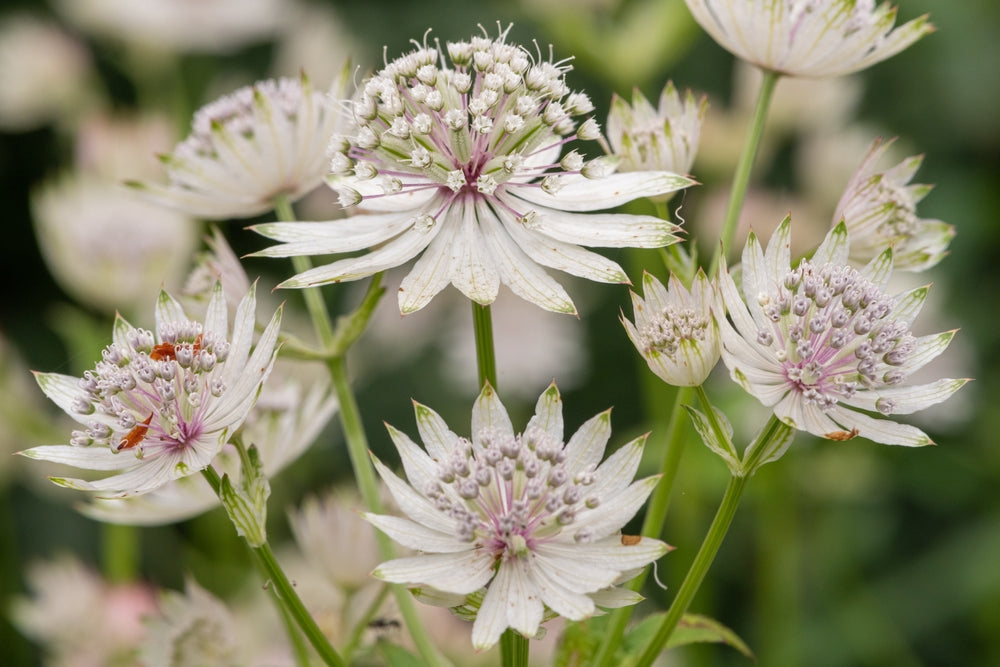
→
(683, 404, 742, 475)
(623, 612, 754, 661)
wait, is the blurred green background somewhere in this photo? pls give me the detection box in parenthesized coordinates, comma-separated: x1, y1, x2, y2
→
(1, 0, 998, 665)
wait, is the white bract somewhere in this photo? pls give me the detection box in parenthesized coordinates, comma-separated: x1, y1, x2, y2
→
(605, 81, 707, 178)
(718, 217, 966, 445)
(21, 285, 281, 496)
(834, 137, 954, 271)
(623, 270, 721, 387)
(253, 25, 694, 314)
(131, 71, 349, 219)
(365, 382, 669, 649)
(683, 0, 933, 78)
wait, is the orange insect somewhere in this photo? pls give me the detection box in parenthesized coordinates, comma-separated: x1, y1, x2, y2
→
(824, 427, 860, 441)
(118, 413, 154, 451)
(150, 334, 203, 362)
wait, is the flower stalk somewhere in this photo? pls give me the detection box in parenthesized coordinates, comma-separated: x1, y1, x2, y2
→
(201, 466, 346, 667)
(710, 69, 779, 277)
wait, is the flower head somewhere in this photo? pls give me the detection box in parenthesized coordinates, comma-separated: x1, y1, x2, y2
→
(21, 284, 282, 496)
(623, 270, 721, 386)
(605, 81, 707, 178)
(365, 382, 668, 649)
(130, 70, 350, 219)
(683, 0, 933, 78)
(834, 137, 954, 271)
(718, 217, 966, 446)
(253, 25, 694, 314)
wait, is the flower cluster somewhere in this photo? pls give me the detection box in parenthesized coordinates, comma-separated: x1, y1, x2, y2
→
(21, 285, 281, 496)
(835, 137, 954, 271)
(683, 0, 934, 78)
(365, 382, 668, 649)
(623, 270, 721, 387)
(253, 25, 694, 314)
(718, 218, 965, 445)
(132, 70, 349, 220)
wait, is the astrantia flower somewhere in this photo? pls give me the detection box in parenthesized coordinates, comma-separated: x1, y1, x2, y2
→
(252, 25, 694, 314)
(605, 81, 707, 177)
(365, 382, 668, 649)
(683, 0, 933, 78)
(834, 137, 954, 271)
(623, 270, 721, 387)
(21, 284, 282, 496)
(719, 217, 966, 445)
(130, 70, 349, 219)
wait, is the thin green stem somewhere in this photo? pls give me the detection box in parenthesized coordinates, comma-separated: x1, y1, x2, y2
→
(100, 523, 139, 584)
(328, 356, 447, 667)
(501, 629, 529, 667)
(592, 385, 692, 667)
(472, 302, 498, 388)
(708, 69, 780, 278)
(634, 474, 749, 667)
(694, 384, 739, 463)
(201, 468, 345, 667)
(633, 414, 787, 666)
(342, 585, 392, 661)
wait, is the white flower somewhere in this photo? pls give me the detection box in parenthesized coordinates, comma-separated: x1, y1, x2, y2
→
(365, 382, 669, 649)
(252, 26, 694, 315)
(834, 137, 954, 271)
(623, 270, 721, 386)
(11, 555, 156, 667)
(683, 0, 933, 78)
(54, 0, 291, 54)
(32, 171, 198, 317)
(0, 14, 94, 131)
(718, 217, 966, 445)
(605, 81, 707, 177)
(142, 579, 242, 667)
(20, 284, 282, 496)
(131, 71, 350, 220)
(289, 491, 382, 592)
(81, 366, 336, 524)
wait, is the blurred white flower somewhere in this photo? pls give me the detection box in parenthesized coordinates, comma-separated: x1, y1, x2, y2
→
(253, 26, 693, 315)
(289, 490, 382, 593)
(0, 14, 94, 131)
(74, 111, 177, 181)
(21, 284, 282, 496)
(32, 172, 198, 317)
(605, 81, 708, 178)
(623, 270, 721, 387)
(142, 579, 242, 667)
(683, 0, 933, 78)
(54, 0, 291, 54)
(366, 382, 669, 649)
(132, 71, 350, 220)
(718, 217, 966, 446)
(11, 555, 157, 667)
(834, 137, 954, 271)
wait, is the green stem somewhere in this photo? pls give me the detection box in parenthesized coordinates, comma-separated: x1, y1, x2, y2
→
(472, 302, 498, 388)
(592, 385, 692, 667)
(271, 197, 445, 667)
(328, 349, 447, 667)
(501, 629, 529, 667)
(633, 474, 749, 667)
(694, 385, 740, 464)
(633, 414, 786, 666)
(201, 468, 345, 667)
(708, 69, 780, 278)
(100, 523, 139, 584)
(342, 585, 392, 661)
